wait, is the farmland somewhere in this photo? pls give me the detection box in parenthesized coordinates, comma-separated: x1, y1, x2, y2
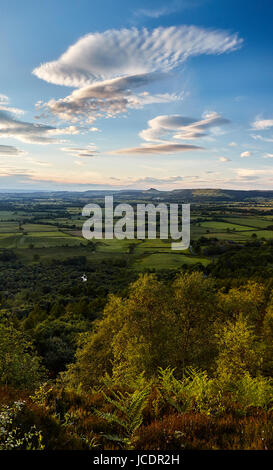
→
(0, 190, 273, 270)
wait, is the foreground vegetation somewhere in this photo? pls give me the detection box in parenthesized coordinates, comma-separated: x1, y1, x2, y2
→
(0, 191, 273, 450)
(1, 271, 273, 450)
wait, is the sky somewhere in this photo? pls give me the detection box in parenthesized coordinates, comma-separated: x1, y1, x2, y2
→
(0, 0, 273, 191)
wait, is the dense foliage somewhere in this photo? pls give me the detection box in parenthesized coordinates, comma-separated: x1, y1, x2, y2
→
(0, 194, 272, 450)
(0, 270, 272, 450)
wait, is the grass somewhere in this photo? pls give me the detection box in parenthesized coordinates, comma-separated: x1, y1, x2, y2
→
(95, 239, 140, 253)
(14, 245, 115, 263)
(134, 239, 172, 254)
(1, 206, 272, 268)
(26, 231, 71, 237)
(21, 224, 59, 232)
(134, 253, 210, 270)
(0, 222, 20, 233)
(247, 230, 273, 239)
(199, 221, 255, 231)
(0, 234, 85, 249)
(204, 231, 254, 241)
(0, 211, 18, 221)
(223, 217, 273, 229)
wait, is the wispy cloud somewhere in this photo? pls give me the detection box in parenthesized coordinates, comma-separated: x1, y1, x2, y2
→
(33, 26, 242, 124)
(110, 143, 202, 155)
(0, 94, 9, 105)
(33, 26, 242, 87)
(134, 1, 193, 19)
(240, 151, 251, 158)
(252, 118, 273, 130)
(251, 134, 273, 143)
(219, 156, 231, 162)
(110, 111, 229, 155)
(250, 117, 273, 146)
(0, 104, 81, 144)
(38, 73, 180, 123)
(131, 175, 184, 184)
(25, 157, 52, 167)
(139, 111, 230, 142)
(235, 168, 273, 182)
(61, 144, 99, 158)
(0, 144, 27, 157)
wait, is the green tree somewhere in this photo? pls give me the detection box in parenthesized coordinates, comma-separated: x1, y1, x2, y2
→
(0, 322, 45, 390)
(63, 294, 124, 390)
(63, 273, 219, 389)
(218, 281, 265, 327)
(215, 315, 262, 383)
(172, 272, 217, 375)
(261, 303, 273, 375)
(111, 275, 172, 381)
(63, 275, 172, 388)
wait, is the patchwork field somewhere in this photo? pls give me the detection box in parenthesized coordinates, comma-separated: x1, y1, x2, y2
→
(134, 252, 210, 270)
(223, 217, 273, 228)
(0, 202, 272, 270)
(199, 221, 254, 231)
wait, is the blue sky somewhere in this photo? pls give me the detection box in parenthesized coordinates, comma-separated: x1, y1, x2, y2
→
(0, 0, 273, 190)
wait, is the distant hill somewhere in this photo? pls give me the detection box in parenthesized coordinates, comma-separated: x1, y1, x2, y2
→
(112, 188, 273, 202)
(0, 188, 273, 203)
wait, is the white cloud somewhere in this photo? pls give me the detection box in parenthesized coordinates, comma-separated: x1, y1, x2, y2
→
(132, 175, 183, 184)
(240, 151, 251, 158)
(134, 1, 185, 19)
(252, 118, 273, 130)
(0, 108, 81, 144)
(235, 168, 273, 183)
(0, 93, 25, 115)
(139, 112, 230, 143)
(0, 167, 34, 177)
(110, 111, 229, 155)
(47, 125, 80, 136)
(263, 153, 273, 158)
(134, 0, 202, 19)
(219, 156, 231, 162)
(61, 145, 98, 158)
(135, 8, 173, 19)
(229, 141, 237, 147)
(235, 169, 260, 181)
(33, 26, 241, 124)
(0, 94, 9, 105)
(33, 26, 242, 87)
(38, 73, 180, 122)
(110, 142, 202, 155)
(25, 157, 52, 167)
(251, 134, 273, 143)
(0, 103, 24, 117)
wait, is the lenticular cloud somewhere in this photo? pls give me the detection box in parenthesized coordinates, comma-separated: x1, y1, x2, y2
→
(33, 26, 242, 87)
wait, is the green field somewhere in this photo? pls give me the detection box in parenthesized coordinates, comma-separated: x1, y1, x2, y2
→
(223, 217, 273, 228)
(134, 252, 209, 270)
(0, 222, 20, 233)
(95, 239, 140, 253)
(0, 201, 273, 270)
(199, 221, 254, 231)
(22, 224, 59, 232)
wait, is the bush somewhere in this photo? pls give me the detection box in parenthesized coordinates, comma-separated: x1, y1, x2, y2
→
(134, 412, 273, 450)
(0, 322, 46, 390)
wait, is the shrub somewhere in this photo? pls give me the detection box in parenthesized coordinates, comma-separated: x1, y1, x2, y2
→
(134, 412, 273, 450)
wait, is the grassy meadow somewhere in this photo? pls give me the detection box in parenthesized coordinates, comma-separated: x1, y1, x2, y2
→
(0, 199, 272, 269)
